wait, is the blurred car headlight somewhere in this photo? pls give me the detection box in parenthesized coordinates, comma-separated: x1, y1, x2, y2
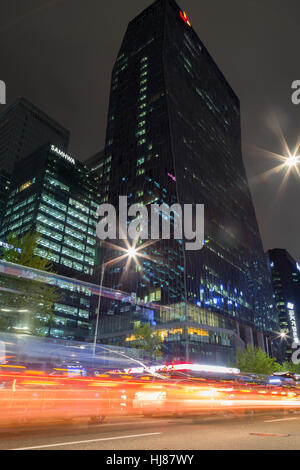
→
(135, 391, 167, 401)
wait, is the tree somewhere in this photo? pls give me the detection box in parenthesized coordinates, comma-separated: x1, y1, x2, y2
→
(279, 361, 300, 374)
(0, 231, 61, 336)
(235, 345, 281, 375)
(129, 323, 162, 360)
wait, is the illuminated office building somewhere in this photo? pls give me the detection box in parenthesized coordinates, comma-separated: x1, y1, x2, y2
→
(0, 97, 70, 173)
(97, 0, 278, 364)
(0, 143, 100, 340)
(267, 249, 300, 361)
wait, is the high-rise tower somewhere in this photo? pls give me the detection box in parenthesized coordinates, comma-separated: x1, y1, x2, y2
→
(98, 0, 278, 364)
(0, 97, 70, 173)
(267, 249, 300, 361)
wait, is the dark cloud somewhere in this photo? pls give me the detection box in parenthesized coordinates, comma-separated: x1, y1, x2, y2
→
(1, 0, 300, 258)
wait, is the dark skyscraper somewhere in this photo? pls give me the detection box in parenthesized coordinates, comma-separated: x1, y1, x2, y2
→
(85, 149, 105, 172)
(267, 249, 300, 361)
(0, 170, 10, 226)
(85, 149, 111, 204)
(98, 0, 278, 364)
(0, 97, 70, 173)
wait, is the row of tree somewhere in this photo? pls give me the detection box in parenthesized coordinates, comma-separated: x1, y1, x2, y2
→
(235, 345, 300, 375)
(129, 332, 300, 375)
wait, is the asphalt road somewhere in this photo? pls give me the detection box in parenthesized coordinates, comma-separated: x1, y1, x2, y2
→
(1, 412, 300, 450)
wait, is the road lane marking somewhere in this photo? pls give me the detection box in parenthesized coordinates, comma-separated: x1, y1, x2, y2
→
(264, 418, 299, 423)
(92, 419, 169, 427)
(0, 419, 174, 437)
(12, 432, 162, 450)
(250, 433, 290, 437)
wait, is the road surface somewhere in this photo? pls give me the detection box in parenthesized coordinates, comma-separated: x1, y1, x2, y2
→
(1, 412, 300, 450)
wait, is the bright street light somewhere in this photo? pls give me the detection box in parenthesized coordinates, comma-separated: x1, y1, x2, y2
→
(127, 247, 137, 258)
(93, 243, 141, 356)
(248, 117, 300, 202)
(285, 155, 299, 167)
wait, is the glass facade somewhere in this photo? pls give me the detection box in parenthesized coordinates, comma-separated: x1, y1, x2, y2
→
(0, 170, 10, 226)
(0, 143, 101, 340)
(267, 249, 300, 361)
(96, 0, 278, 364)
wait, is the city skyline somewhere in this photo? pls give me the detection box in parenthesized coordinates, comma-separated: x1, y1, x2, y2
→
(1, 1, 300, 449)
(1, 0, 300, 261)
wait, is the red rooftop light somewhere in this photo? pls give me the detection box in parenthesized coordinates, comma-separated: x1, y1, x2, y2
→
(180, 11, 191, 27)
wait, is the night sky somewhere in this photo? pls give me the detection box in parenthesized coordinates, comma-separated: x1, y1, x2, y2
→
(1, 0, 300, 259)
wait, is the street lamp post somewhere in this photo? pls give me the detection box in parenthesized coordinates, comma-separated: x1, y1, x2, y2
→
(280, 331, 288, 339)
(93, 246, 138, 357)
(93, 262, 106, 357)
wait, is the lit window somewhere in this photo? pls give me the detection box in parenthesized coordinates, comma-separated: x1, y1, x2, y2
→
(136, 129, 146, 137)
(136, 168, 145, 176)
(18, 181, 32, 193)
(137, 157, 145, 166)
